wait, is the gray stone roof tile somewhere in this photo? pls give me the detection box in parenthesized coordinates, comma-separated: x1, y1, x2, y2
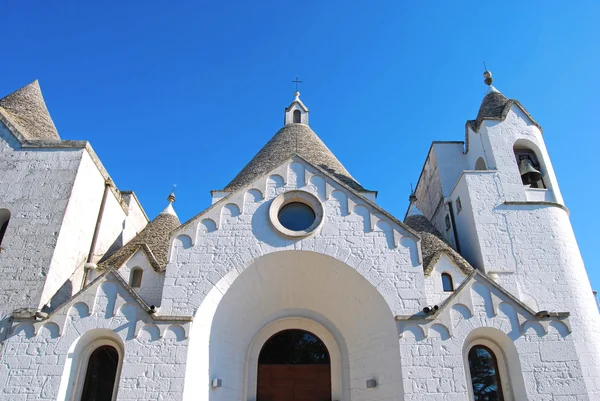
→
(99, 211, 180, 271)
(467, 90, 541, 132)
(225, 124, 364, 191)
(0, 80, 60, 140)
(404, 214, 473, 275)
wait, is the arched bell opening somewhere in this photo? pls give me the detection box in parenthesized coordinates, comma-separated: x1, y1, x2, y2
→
(513, 143, 546, 189)
(257, 329, 331, 401)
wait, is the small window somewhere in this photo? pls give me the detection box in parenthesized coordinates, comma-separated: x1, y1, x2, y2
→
(0, 209, 10, 249)
(130, 268, 143, 288)
(456, 197, 462, 214)
(278, 202, 316, 231)
(445, 214, 451, 231)
(441, 273, 454, 292)
(293, 110, 301, 123)
(468, 345, 504, 401)
(81, 345, 120, 401)
(475, 157, 487, 171)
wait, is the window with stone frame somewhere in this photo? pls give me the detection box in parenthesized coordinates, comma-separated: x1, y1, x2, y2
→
(468, 345, 505, 401)
(130, 268, 143, 288)
(80, 345, 120, 401)
(441, 273, 454, 292)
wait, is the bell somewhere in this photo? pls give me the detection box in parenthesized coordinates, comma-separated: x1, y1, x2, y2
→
(519, 158, 542, 185)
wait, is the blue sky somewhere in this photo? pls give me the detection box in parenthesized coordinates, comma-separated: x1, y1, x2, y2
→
(2, 2, 599, 293)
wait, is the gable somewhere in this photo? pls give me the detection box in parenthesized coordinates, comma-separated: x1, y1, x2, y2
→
(175, 155, 420, 247)
(397, 271, 571, 339)
(9, 269, 191, 338)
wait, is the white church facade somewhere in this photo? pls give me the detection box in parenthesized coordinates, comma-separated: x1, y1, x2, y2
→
(0, 72, 599, 401)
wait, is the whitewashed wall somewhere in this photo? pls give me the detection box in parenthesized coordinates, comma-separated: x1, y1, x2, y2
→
(120, 250, 165, 307)
(0, 123, 83, 335)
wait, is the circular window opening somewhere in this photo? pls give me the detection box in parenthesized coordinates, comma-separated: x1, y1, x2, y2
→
(278, 202, 316, 231)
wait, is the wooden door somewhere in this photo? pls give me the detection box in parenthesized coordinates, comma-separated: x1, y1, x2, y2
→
(257, 364, 331, 401)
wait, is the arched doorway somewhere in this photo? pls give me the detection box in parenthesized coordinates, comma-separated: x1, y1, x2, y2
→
(257, 329, 331, 401)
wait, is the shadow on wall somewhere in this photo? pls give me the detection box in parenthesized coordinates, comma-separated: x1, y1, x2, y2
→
(42, 279, 74, 314)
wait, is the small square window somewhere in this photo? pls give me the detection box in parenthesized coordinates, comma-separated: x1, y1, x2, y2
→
(445, 214, 451, 231)
(456, 197, 462, 214)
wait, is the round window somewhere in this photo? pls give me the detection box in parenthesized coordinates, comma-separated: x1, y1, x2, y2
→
(278, 202, 316, 231)
(269, 190, 324, 238)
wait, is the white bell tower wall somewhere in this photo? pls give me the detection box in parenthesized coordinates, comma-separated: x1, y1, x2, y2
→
(450, 104, 600, 396)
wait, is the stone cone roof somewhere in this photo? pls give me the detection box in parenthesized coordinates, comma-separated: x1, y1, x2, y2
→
(0, 80, 60, 140)
(404, 214, 473, 275)
(99, 207, 181, 271)
(225, 124, 364, 191)
(466, 87, 540, 132)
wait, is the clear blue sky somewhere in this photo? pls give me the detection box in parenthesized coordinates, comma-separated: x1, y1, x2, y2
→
(2, 2, 599, 292)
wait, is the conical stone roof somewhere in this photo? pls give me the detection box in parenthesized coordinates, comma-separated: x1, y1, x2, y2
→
(404, 214, 473, 275)
(99, 207, 181, 271)
(225, 124, 364, 191)
(466, 87, 540, 132)
(0, 80, 60, 140)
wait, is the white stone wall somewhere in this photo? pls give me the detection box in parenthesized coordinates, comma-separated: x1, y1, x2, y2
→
(40, 149, 148, 309)
(399, 272, 585, 400)
(163, 157, 423, 317)
(120, 250, 165, 307)
(437, 105, 600, 396)
(449, 172, 485, 271)
(423, 254, 467, 306)
(162, 157, 423, 400)
(0, 123, 83, 335)
(0, 271, 190, 401)
(413, 143, 467, 248)
(121, 193, 149, 247)
(40, 150, 107, 308)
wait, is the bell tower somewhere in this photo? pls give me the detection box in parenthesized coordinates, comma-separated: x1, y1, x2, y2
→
(453, 69, 600, 395)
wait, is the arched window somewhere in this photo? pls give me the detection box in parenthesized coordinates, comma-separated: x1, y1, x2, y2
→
(81, 345, 120, 401)
(0, 209, 10, 249)
(293, 109, 301, 123)
(441, 273, 454, 292)
(475, 157, 487, 171)
(129, 268, 143, 288)
(468, 345, 504, 401)
(258, 329, 331, 401)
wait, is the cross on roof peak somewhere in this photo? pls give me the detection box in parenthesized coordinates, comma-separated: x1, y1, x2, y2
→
(291, 75, 303, 93)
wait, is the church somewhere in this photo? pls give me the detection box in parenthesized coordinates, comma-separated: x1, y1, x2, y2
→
(0, 70, 599, 401)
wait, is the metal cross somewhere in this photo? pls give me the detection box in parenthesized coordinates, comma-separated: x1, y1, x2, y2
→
(291, 75, 303, 92)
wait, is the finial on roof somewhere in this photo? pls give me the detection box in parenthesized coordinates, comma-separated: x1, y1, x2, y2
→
(160, 185, 178, 218)
(483, 62, 493, 86)
(409, 184, 417, 204)
(167, 184, 176, 204)
(483, 63, 500, 94)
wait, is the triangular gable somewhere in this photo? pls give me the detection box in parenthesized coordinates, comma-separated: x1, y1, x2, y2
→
(396, 270, 571, 337)
(101, 243, 162, 272)
(285, 99, 309, 112)
(425, 251, 471, 277)
(11, 269, 192, 337)
(176, 154, 420, 241)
